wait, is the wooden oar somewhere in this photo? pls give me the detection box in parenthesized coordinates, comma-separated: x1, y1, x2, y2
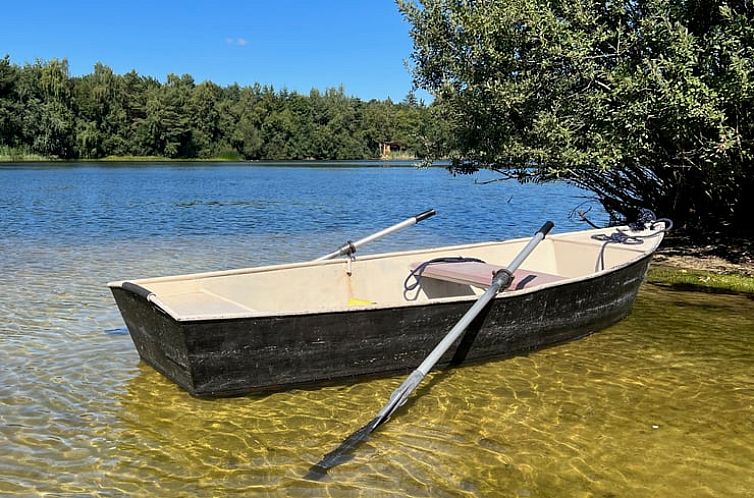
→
(306, 221, 555, 479)
(314, 209, 436, 261)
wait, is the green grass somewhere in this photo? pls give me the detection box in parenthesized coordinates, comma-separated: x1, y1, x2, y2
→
(98, 155, 173, 162)
(99, 155, 243, 162)
(0, 146, 51, 162)
(0, 154, 246, 163)
(647, 265, 754, 296)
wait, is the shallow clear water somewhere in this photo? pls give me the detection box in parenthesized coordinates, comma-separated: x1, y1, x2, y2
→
(1, 163, 752, 496)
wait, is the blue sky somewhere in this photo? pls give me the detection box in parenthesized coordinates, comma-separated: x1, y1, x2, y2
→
(1, 1, 425, 101)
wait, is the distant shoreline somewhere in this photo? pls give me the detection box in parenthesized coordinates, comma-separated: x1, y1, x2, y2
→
(0, 156, 445, 167)
(0, 155, 425, 164)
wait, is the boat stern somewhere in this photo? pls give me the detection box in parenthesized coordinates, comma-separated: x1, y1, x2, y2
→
(109, 283, 197, 394)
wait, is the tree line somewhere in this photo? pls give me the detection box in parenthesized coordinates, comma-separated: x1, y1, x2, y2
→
(0, 56, 429, 160)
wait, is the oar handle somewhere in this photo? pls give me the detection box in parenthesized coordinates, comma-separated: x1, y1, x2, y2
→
(414, 209, 436, 222)
(538, 221, 554, 236)
(315, 209, 437, 261)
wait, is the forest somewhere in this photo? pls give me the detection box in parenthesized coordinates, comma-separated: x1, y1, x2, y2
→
(0, 56, 429, 161)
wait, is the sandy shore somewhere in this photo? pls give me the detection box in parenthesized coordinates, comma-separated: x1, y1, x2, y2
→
(655, 234, 753, 277)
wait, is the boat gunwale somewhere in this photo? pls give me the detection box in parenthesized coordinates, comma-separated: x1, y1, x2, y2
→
(182, 251, 657, 327)
(108, 225, 664, 322)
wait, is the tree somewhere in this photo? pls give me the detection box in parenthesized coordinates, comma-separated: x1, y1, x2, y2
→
(399, 0, 754, 235)
(134, 74, 192, 157)
(230, 85, 264, 159)
(363, 99, 399, 155)
(73, 63, 125, 157)
(317, 87, 368, 159)
(0, 56, 23, 148)
(190, 81, 223, 157)
(36, 59, 75, 158)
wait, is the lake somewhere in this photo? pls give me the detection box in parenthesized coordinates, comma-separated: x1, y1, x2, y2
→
(1, 162, 752, 496)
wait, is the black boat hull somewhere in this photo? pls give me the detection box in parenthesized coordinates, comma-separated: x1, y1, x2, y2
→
(110, 256, 651, 397)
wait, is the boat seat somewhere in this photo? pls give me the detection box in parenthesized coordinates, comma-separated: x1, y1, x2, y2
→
(409, 261, 564, 290)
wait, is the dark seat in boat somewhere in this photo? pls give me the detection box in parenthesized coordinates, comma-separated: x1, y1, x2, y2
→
(410, 261, 564, 290)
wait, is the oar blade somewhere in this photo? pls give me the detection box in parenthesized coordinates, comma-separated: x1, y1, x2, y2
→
(305, 416, 380, 480)
(306, 371, 425, 478)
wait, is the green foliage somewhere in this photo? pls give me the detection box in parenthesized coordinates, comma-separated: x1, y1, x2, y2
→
(0, 67, 23, 156)
(399, 0, 754, 234)
(0, 57, 429, 162)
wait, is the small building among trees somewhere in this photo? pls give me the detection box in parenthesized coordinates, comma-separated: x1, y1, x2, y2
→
(379, 141, 401, 159)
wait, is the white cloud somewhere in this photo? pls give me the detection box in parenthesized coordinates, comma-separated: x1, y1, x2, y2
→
(225, 37, 248, 47)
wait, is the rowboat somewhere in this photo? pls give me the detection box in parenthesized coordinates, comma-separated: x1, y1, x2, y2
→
(108, 215, 666, 397)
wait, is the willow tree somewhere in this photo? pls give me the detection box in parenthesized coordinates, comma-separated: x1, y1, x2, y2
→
(399, 0, 754, 234)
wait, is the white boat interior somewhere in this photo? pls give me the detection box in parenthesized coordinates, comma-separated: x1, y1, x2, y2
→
(108, 225, 664, 321)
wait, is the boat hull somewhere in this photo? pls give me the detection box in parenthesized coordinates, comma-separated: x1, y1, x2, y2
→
(111, 255, 652, 397)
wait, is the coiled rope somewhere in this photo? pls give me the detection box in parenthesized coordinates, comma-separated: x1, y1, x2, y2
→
(591, 209, 673, 271)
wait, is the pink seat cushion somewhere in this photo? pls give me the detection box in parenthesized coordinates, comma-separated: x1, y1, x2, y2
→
(410, 261, 563, 290)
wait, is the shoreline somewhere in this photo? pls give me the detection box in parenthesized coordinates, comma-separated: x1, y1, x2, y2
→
(0, 156, 428, 167)
(0, 154, 422, 164)
(648, 237, 754, 296)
